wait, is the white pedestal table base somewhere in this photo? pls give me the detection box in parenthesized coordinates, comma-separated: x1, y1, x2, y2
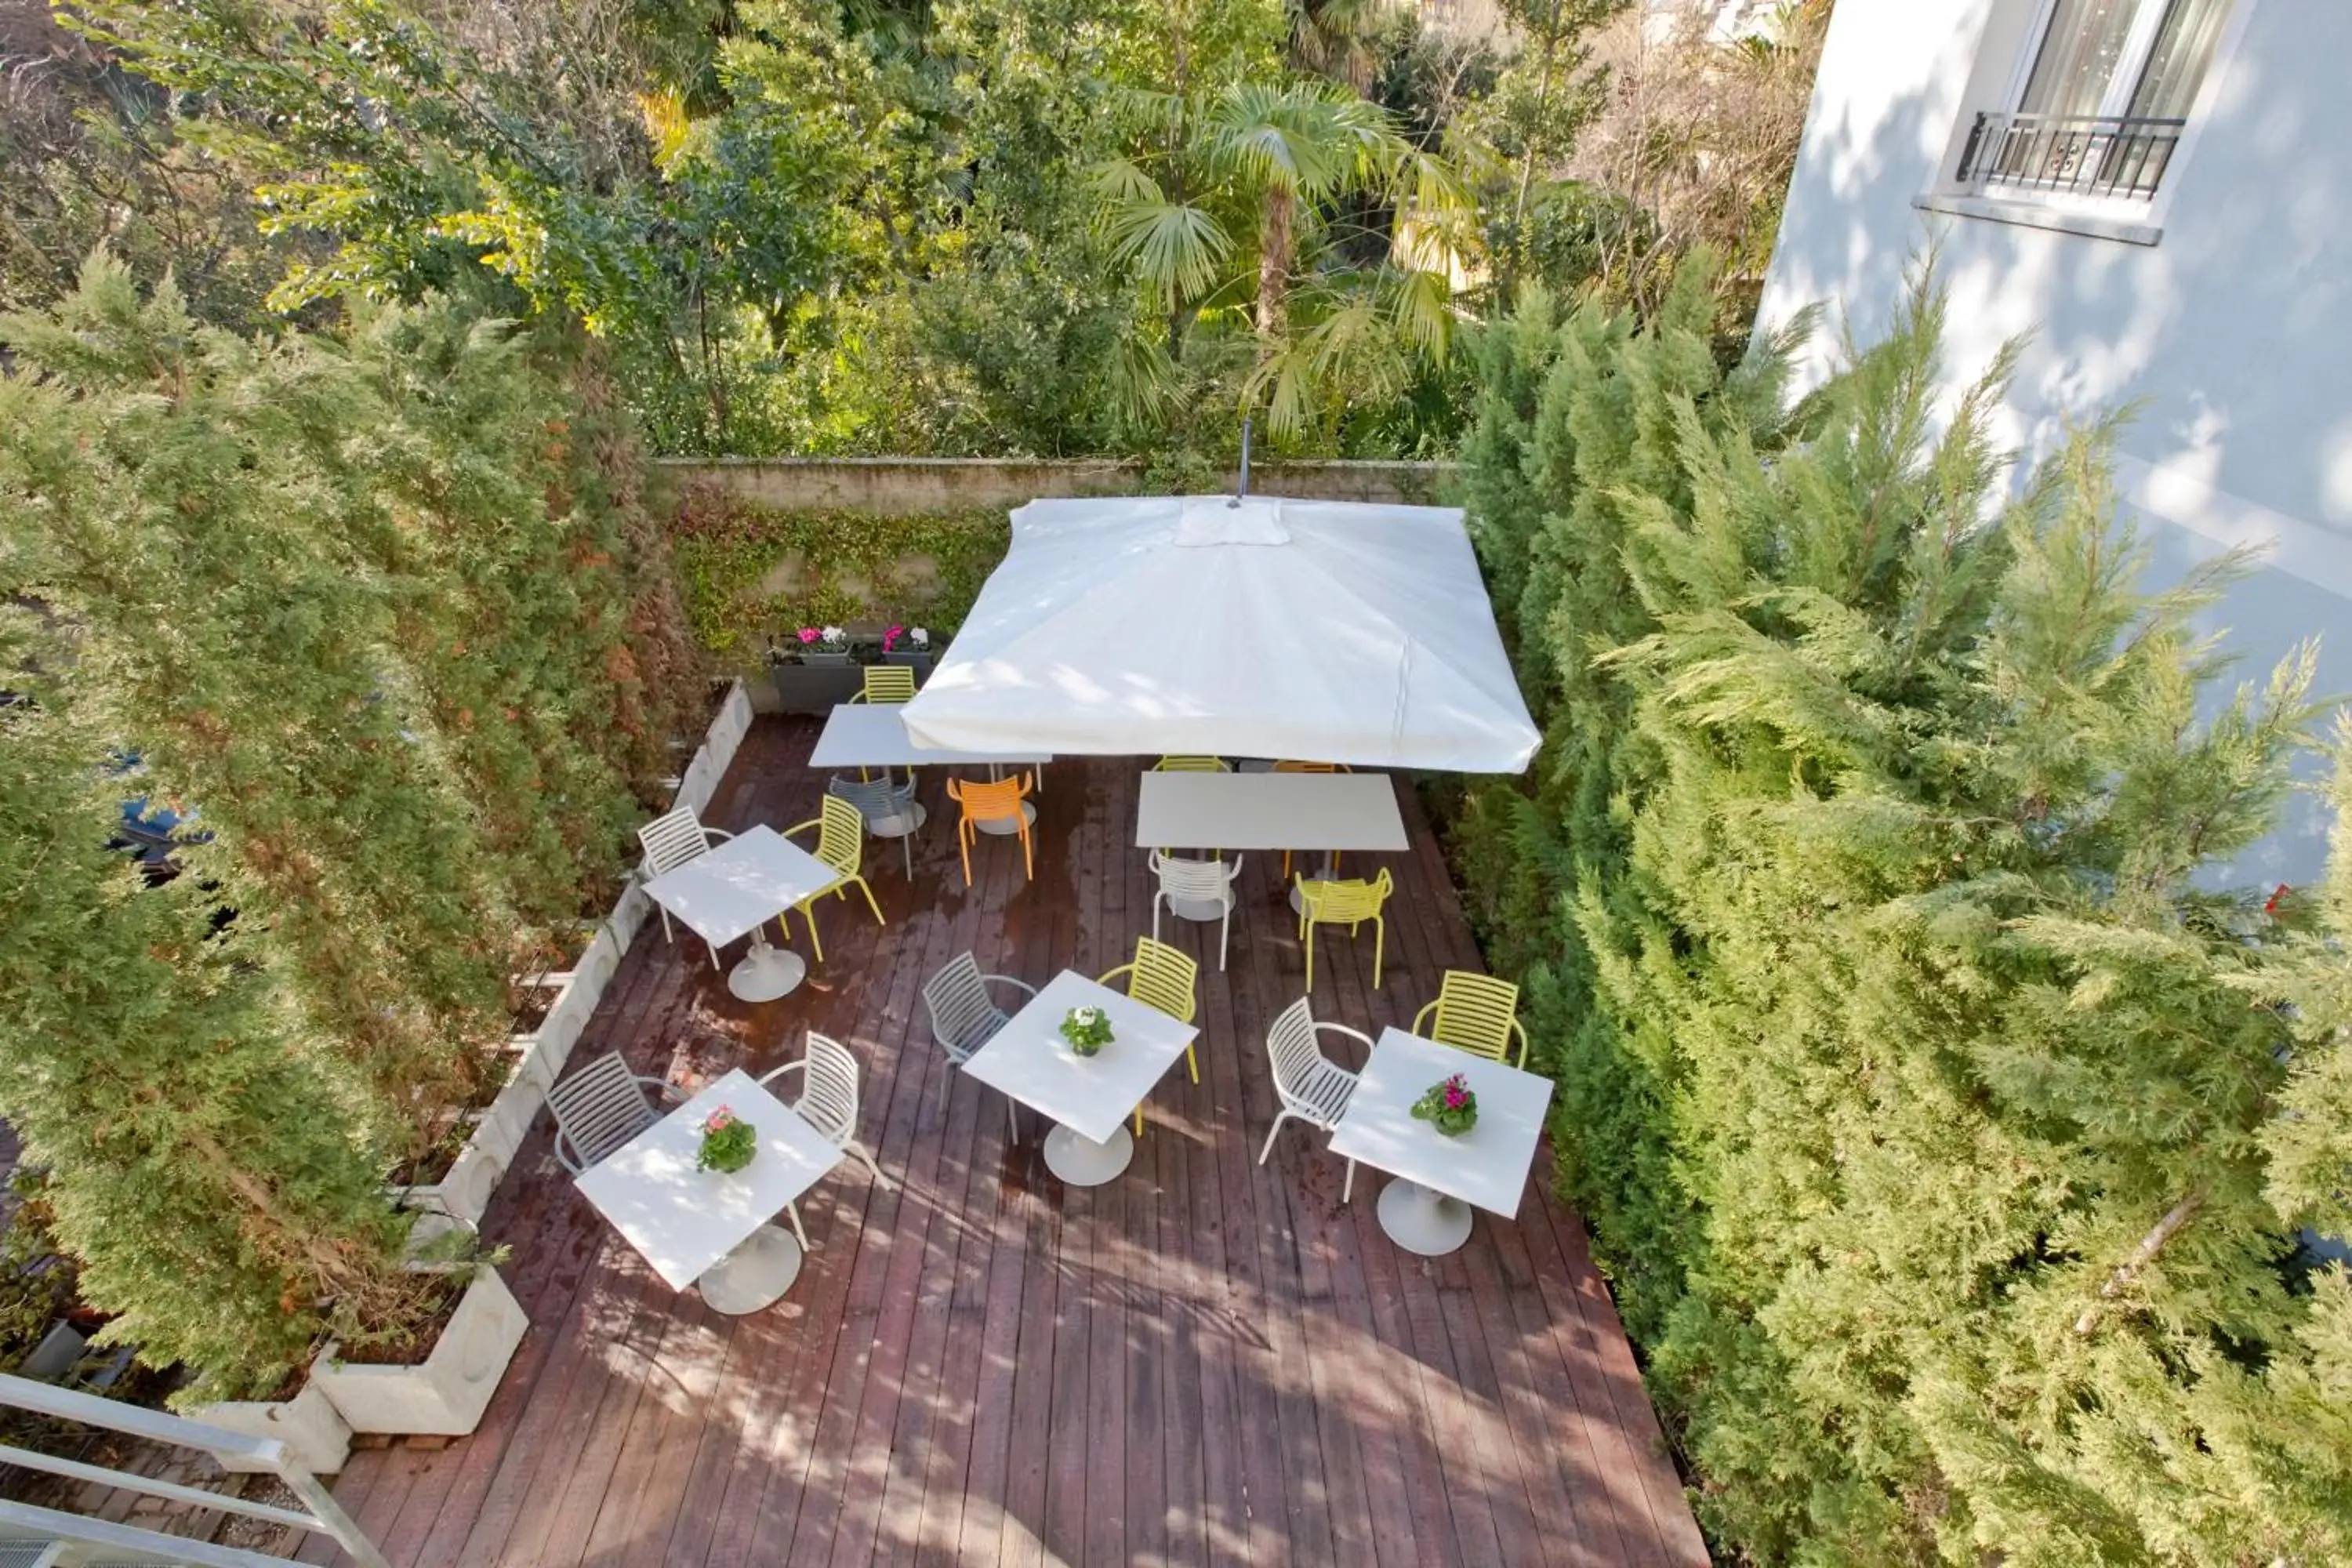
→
(728, 933, 807, 1002)
(1044, 1123, 1135, 1187)
(696, 1223, 804, 1314)
(1377, 1178, 1475, 1256)
(975, 800, 1038, 837)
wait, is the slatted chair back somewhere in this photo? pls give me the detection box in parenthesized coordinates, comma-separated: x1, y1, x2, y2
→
(923, 952, 1007, 1061)
(791, 1032, 864, 1149)
(829, 774, 914, 829)
(809, 794, 867, 876)
(637, 806, 713, 877)
(855, 666, 917, 705)
(1272, 760, 1350, 774)
(1105, 936, 1199, 1025)
(1151, 850, 1242, 906)
(1415, 971, 1528, 1066)
(547, 1053, 663, 1173)
(947, 772, 1030, 822)
(1152, 755, 1229, 772)
(1264, 996, 1327, 1102)
(1300, 867, 1391, 924)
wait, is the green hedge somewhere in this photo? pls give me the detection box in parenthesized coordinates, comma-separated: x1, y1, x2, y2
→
(670, 485, 1011, 659)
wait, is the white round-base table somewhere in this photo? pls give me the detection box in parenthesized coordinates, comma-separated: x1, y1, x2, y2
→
(1377, 1178, 1475, 1256)
(1287, 853, 1350, 916)
(727, 934, 807, 1002)
(696, 1222, 804, 1314)
(1044, 1123, 1134, 1186)
(974, 800, 1038, 838)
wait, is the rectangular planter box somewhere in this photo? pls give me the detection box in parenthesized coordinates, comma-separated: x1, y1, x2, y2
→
(310, 1267, 528, 1438)
(186, 1378, 353, 1475)
(674, 678, 754, 815)
(768, 662, 866, 717)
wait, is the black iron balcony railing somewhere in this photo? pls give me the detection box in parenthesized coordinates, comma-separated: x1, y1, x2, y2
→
(1956, 111, 2187, 201)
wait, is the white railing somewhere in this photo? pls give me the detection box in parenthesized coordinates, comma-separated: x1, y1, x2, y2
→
(0, 1372, 386, 1568)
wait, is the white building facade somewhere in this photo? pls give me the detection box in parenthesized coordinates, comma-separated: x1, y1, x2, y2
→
(1758, 0, 2350, 885)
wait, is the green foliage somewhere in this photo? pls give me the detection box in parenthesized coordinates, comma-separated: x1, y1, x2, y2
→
(669, 489, 1009, 657)
(1451, 259, 2352, 1563)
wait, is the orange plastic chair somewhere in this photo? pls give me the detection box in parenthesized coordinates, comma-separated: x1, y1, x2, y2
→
(1275, 760, 1352, 878)
(1296, 867, 1393, 993)
(946, 772, 1033, 887)
(1411, 971, 1529, 1068)
(1098, 936, 1201, 1133)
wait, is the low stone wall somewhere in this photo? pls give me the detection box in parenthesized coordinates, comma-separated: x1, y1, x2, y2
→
(653, 456, 1459, 517)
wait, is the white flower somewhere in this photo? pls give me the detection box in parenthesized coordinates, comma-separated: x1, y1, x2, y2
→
(820, 625, 846, 646)
(909, 627, 931, 648)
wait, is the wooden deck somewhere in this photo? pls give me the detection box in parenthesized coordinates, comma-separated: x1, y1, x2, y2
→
(308, 718, 1708, 1568)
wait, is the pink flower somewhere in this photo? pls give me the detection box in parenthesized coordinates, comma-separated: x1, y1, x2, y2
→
(797, 627, 819, 645)
(884, 623, 905, 652)
(705, 1108, 735, 1132)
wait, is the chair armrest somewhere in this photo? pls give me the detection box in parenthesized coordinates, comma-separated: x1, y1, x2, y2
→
(1094, 963, 1137, 989)
(1312, 1022, 1377, 1051)
(982, 974, 1037, 1000)
(702, 826, 737, 844)
(755, 1061, 808, 1091)
(641, 1076, 685, 1106)
(781, 818, 822, 844)
(1508, 1018, 1530, 1069)
(1410, 1000, 1438, 1036)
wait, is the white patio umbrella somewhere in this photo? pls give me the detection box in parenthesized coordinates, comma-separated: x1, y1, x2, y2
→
(899, 495, 1539, 772)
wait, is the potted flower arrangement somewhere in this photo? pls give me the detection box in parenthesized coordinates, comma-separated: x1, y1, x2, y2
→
(1410, 1073, 1478, 1137)
(797, 625, 853, 666)
(1059, 1004, 1113, 1058)
(881, 624, 937, 676)
(696, 1105, 758, 1174)
(767, 631, 867, 714)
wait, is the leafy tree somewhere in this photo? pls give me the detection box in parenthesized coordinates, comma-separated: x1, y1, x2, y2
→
(1453, 260, 2352, 1563)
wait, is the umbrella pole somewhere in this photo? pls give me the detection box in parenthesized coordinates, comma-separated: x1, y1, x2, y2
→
(1236, 414, 1252, 502)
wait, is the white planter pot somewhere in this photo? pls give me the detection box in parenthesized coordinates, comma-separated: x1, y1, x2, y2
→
(186, 1379, 353, 1475)
(674, 680, 752, 818)
(310, 1268, 528, 1437)
(388, 1118, 505, 1236)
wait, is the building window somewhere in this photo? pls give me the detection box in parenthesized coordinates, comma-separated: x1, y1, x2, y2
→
(1957, 0, 2234, 203)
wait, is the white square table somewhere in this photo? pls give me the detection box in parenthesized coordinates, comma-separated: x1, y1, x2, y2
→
(960, 970, 1199, 1187)
(575, 1069, 843, 1314)
(642, 825, 839, 1002)
(1327, 1028, 1555, 1257)
(1135, 771, 1407, 913)
(811, 706, 1050, 836)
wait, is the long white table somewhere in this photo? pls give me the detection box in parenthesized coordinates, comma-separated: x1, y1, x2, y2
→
(575, 1069, 842, 1313)
(808, 705, 1052, 771)
(641, 826, 837, 1002)
(960, 971, 1198, 1187)
(1133, 771, 1406, 852)
(1327, 1028, 1554, 1257)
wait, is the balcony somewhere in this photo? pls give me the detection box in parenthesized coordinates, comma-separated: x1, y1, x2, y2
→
(1955, 110, 2187, 203)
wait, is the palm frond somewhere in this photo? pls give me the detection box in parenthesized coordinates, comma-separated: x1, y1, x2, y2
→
(1087, 157, 1164, 207)
(1102, 201, 1233, 307)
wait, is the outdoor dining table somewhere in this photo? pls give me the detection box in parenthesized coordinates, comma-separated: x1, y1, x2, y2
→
(809, 704, 1051, 835)
(641, 825, 837, 1002)
(574, 1068, 842, 1314)
(1327, 1027, 1555, 1258)
(959, 970, 1198, 1187)
(1134, 770, 1408, 913)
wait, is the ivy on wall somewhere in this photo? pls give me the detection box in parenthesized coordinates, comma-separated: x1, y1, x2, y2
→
(670, 482, 1011, 658)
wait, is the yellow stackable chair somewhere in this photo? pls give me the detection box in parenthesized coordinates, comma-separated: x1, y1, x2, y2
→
(780, 796, 887, 960)
(1153, 755, 1229, 772)
(853, 665, 918, 705)
(1410, 970, 1529, 1068)
(1098, 935, 1201, 1133)
(1296, 867, 1393, 993)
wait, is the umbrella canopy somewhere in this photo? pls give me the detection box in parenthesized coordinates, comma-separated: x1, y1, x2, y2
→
(899, 495, 1540, 772)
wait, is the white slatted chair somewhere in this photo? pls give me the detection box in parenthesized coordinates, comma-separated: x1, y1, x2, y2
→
(829, 773, 924, 879)
(921, 952, 1034, 1138)
(637, 805, 738, 971)
(546, 1052, 680, 1174)
(757, 1033, 889, 1247)
(1259, 996, 1370, 1199)
(1149, 849, 1244, 970)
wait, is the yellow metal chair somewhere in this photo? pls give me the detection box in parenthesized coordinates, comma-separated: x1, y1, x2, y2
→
(852, 666, 918, 705)
(1296, 867, 1392, 993)
(1410, 971, 1529, 1068)
(780, 796, 887, 961)
(1098, 936, 1201, 1133)
(1275, 760, 1351, 879)
(1153, 756, 1229, 772)
(946, 772, 1034, 887)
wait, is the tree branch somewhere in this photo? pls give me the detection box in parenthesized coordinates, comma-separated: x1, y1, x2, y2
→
(2074, 1191, 2204, 1336)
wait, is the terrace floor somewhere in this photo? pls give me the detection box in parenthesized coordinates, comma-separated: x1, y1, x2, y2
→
(303, 717, 1708, 1568)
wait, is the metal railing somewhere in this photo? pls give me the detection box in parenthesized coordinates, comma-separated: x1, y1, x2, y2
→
(0, 1372, 386, 1568)
(1956, 111, 2187, 201)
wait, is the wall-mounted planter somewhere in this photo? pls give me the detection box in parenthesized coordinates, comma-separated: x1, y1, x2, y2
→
(186, 1377, 354, 1475)
(768, 662, 865, 716)
(309, 1267, 528, 1438)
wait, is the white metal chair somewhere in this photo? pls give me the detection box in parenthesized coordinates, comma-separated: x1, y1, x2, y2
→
(546, 1052, 681, 1174)
(757, 1032, 889, 1247)
(1149, 849, 1244, 970)
(637, 805, 739, 971)
(829, 773, 924, 879)
(1259, 996, 1370, 1199)
(920, 952, 1034, 1137)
